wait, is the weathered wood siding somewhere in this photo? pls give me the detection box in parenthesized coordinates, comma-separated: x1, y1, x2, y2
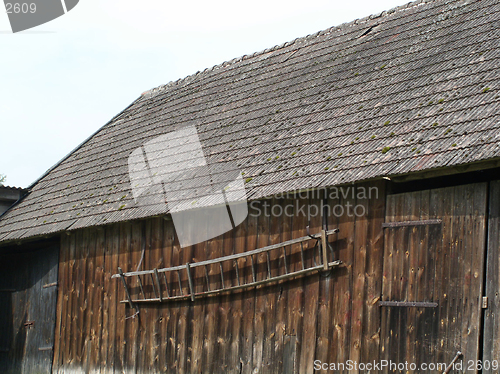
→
(53, 181, 387, 373)
(50, 180, 499, 373)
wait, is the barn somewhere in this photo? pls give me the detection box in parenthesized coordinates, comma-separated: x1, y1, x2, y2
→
(1, 0, 500, 373)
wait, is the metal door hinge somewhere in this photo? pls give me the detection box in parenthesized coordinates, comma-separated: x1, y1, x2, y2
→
(482, 296, 488, 309)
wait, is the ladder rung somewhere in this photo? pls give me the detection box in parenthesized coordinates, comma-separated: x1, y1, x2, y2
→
(283, 246, 288, 274)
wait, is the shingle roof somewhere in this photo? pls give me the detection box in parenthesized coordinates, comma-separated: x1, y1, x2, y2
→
(1, 0, 499, 244)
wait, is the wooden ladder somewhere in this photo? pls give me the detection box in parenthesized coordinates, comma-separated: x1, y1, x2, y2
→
(112, 228, 340, 305)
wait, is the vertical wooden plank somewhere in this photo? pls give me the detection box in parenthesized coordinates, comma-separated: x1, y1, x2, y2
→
(464, 183, 487, 367)
(165, 221, 181, 372)
(349, 184, 369, 370)
(178, 232, 195, 374)
(53, 235, 68, 371)
(82, 228, 97, 372)
(99, 229, 111, 373)
(378, 193, 393, 373)
(74, 229, 89, 366)
(317, 189, 340, 367)
(22, 248, 42, 374)
(230, 213, 247, 374)
(90, 227, 105, 371)
(115, 222, 132, 372)
(240, 207, 257, 374)
(273, 197, 288, 373)
(201, 216, 224, 374)
(314, 196, 332, 368)
(381, 192, 405, 372)
(395, 192, 411, 367)
(102, 223, 120, 373)
(453, 185, 469, 360)
(218, 227, 235, 372)
(403, 191, 420, 368)
(415, 189, 435, 367)
(45, 246, 60, 373)
(149, 217, 163, 373)
(446, 185, 465, 360)
(286, 195, 307, 371)
(380, 195, 401, 373)
(132, 222, 146, 373)
(125, 221, 142, 372)
(460, 184, 475, 365)
(62, 232, 76, 368)
(299, 196, 321, 374)
(335, 186, 355, 369)
(161, 218, 175, 373)
(188, 210, 208, 374)
(138, 219, 152, 373)
(252, 199, 270, 373)
(483, 180, 500, 373)
(435, 186, 453, 365)
(428, 186, 444, 365)
(361, 181, 385, 363)
(261, 196, 283, 373)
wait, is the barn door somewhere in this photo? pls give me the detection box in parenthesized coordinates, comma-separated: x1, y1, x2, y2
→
(380, 183, 487, 373)
(0, 245, 59, 374)
(21, 245, 59, 374)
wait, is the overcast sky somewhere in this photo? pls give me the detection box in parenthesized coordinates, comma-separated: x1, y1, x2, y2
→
(0, 0, 407, 188)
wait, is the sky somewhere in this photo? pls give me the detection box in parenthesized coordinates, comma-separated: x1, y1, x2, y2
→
(0, 0, 407, 188)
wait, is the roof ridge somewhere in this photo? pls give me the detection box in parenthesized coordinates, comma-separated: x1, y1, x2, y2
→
(141, 0, 433, 99)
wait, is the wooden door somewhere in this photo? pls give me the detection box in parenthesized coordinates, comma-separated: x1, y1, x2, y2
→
(0, 245, 59, 374)
(380, 183, 487, 373)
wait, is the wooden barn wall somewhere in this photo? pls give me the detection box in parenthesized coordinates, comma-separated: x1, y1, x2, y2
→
(52, 181, 386, 374)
